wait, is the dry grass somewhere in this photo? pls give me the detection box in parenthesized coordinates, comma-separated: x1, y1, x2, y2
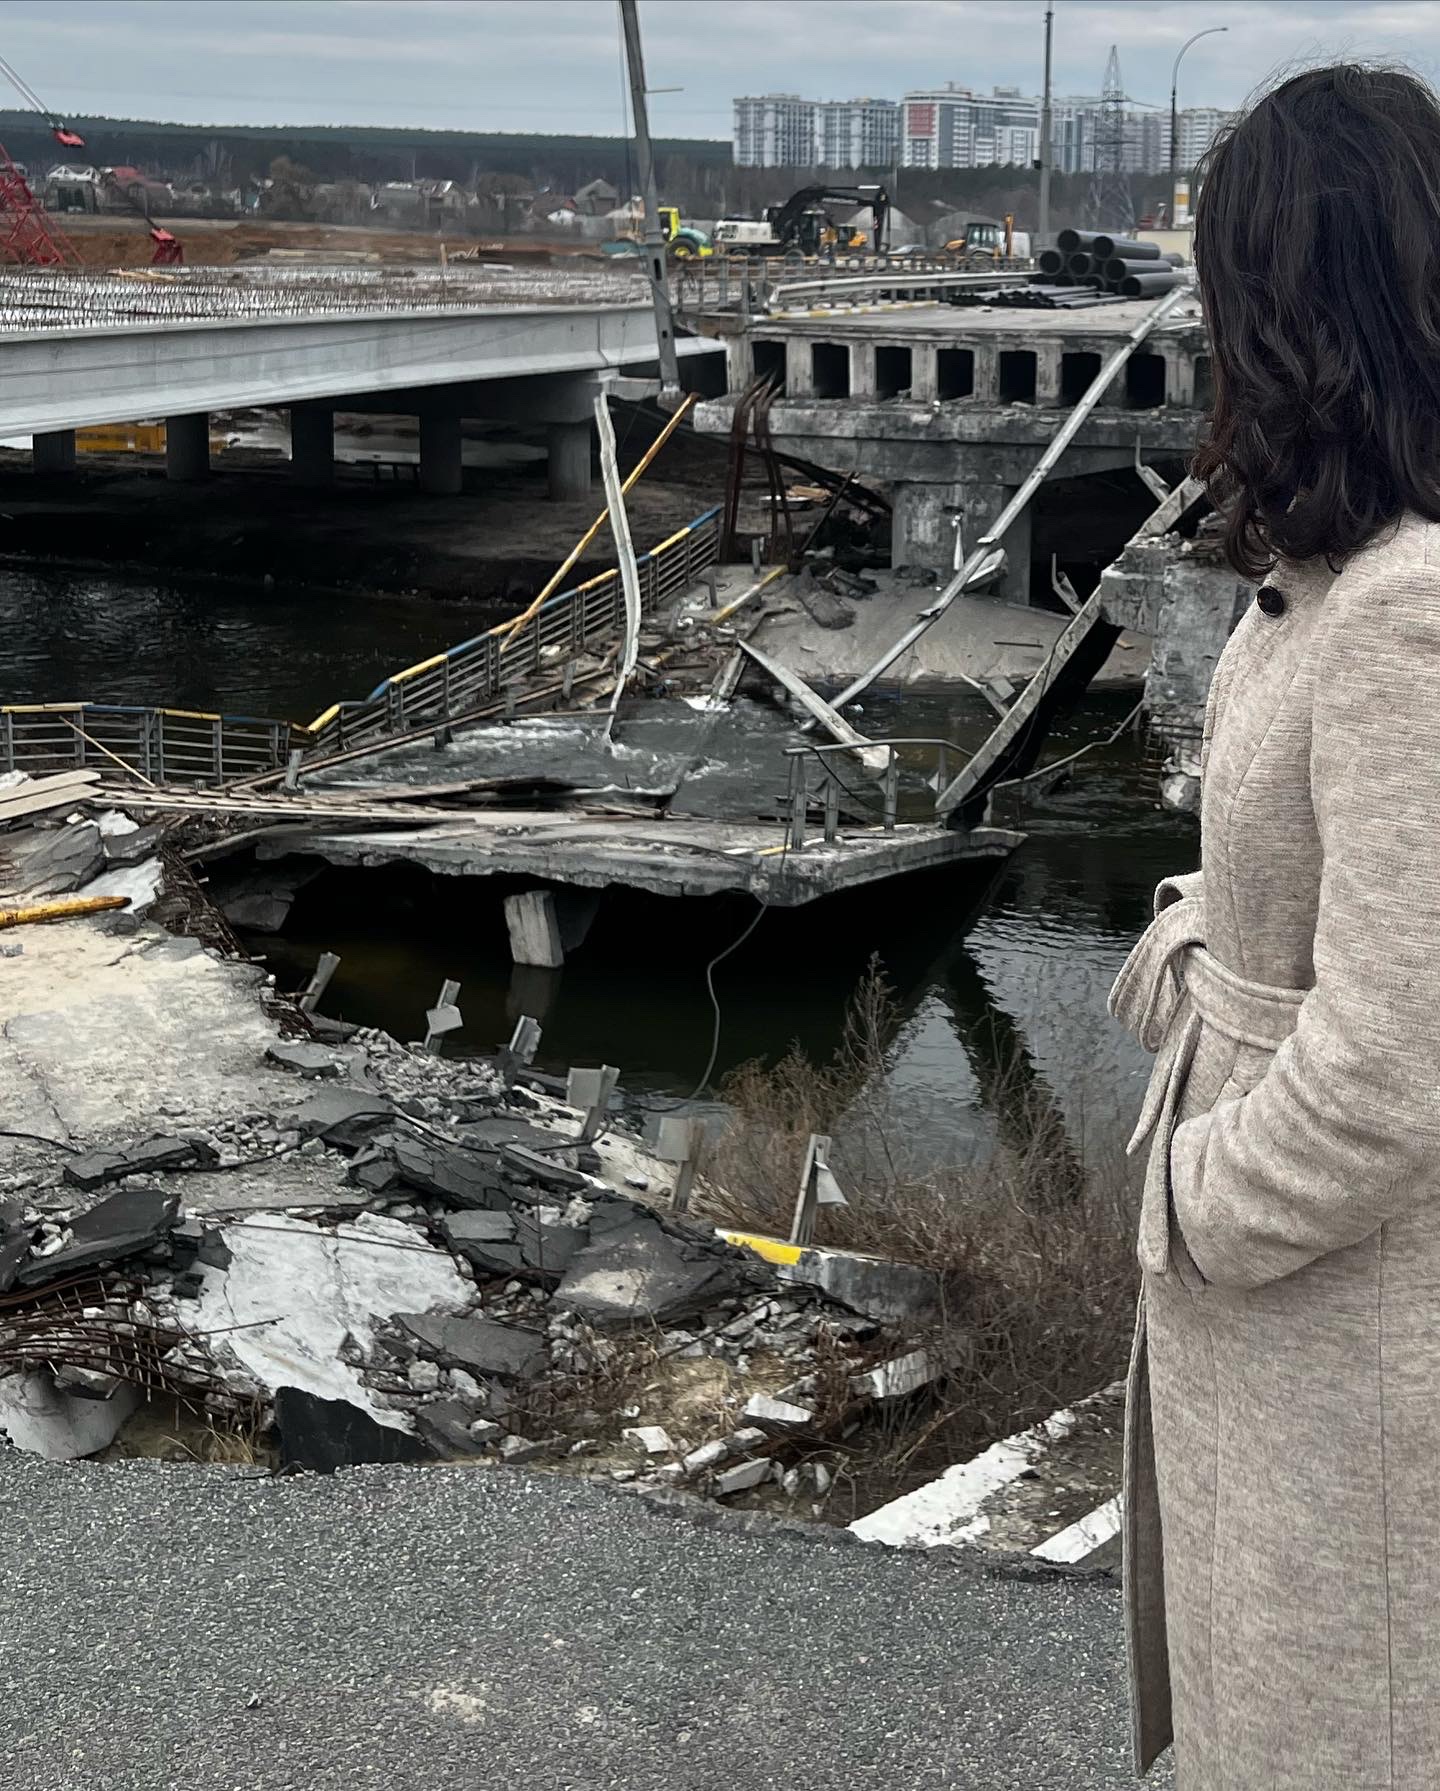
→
(700, 960, 1141, 1494)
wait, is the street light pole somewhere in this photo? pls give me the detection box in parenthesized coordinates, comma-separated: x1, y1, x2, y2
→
(1038, 3, 1054, 247)
(1169, 25, 1228, 210)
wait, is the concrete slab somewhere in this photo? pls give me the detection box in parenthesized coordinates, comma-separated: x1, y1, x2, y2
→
(255, 812, 1022, 905)
(748, 578, 1148, 691)
(0, 922, 282, 1157)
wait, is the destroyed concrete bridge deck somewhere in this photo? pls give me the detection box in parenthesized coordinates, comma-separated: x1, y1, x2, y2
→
(250, 808, 1022, 905)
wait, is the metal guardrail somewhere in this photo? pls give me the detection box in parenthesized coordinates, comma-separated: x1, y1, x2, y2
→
(782, 737, 965, 847)
(0, 506, 724, 787)
(673, 255, 1031, 316)
(0, 702, 302, 786)
(305, 505, 721, 755)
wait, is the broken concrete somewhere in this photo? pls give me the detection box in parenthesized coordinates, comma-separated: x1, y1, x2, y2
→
(0, 1370, 140, 1460)
(274, 1386, 431, 1474)
(553, 1199, 748, 1328)
(62, 1135, 217, 1192)
(396, 1311, 547, 1383)
(15, 1186, 179, 1288)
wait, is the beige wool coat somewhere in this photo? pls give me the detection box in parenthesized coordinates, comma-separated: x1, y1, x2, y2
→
(1111, 511, 1440, 1790)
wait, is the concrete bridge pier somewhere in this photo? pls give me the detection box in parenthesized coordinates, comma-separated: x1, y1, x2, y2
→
(289, 404, 335, 487)
(418, 409, 463, 496)
(32, 429, 75, 474)
(891, 478, 1032, 604)
(165, 413, 209, 482)
(547, 420, 592, 501)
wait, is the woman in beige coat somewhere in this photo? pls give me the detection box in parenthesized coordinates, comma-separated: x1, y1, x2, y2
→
(1110, 65, 1440, 1790)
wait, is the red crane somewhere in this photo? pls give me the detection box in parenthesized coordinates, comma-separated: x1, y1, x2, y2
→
(0, 52, 182, 266)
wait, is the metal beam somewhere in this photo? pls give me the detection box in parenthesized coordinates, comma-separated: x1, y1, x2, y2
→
(826, 284, 1193, 711)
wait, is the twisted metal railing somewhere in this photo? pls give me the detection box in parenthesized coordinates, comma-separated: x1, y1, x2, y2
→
(0, 505, 723, 785)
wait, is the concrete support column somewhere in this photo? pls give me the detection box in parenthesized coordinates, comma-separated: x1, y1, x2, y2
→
(909, 345, 938, 403)
(32, 429, 76, 474)
(970, 344, 1000, 404)
(891, 478, 1032, 604)
(785, 338, 813, 398)
(289, 404, 335, 486)
(1035, 344, 1063, 408)
(546, 420, 592, 501)
(850, 343, 877, 399)
(725, 337, 751, 393)
(418, 410, 463, 496)
(1163, 347, 1195, 407)
(165, 413, 209, 482)
(504, 891, 564, 968)
(891, 481, 964, 575)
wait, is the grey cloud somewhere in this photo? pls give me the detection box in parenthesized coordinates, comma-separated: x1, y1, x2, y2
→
(0, 0, 1437, 134)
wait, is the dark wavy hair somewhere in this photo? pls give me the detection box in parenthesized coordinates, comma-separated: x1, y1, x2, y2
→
(1194, 64, 1440, 579)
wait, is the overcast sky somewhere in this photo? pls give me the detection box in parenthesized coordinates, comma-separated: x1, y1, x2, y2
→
(3, 0, 1440, 136)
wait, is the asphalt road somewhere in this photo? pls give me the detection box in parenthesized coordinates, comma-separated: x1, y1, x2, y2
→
(0, 1455, 1170, 1791)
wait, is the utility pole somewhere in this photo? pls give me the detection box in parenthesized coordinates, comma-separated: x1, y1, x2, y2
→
(618, 0, 681, 400)
(1037, 3, 1054, 247)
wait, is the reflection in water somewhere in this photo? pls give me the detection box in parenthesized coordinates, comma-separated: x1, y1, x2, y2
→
(0, 565, 1198, 1167)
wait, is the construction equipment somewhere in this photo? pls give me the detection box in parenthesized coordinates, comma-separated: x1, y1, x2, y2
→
(943, 213, 1029, 267)
(714, 183, 889, 258)
(603, 203, 712, 259)
(658, 205, 712, 258)
(0, 52, 182, 264)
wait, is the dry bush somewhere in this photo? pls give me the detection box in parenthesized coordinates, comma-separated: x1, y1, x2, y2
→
(701, 959, 1141, 1479)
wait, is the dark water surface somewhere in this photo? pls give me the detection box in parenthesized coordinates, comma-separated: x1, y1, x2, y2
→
(4, 564, 1197, 1164)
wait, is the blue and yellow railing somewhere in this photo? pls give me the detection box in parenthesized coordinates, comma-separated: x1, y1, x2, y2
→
(0, 505, 722, 787)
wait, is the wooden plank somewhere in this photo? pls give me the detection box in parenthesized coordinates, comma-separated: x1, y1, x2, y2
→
(0, 769, 104, 824)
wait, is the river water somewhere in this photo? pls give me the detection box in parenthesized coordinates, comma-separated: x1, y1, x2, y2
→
(4, 562, 1196, 1168)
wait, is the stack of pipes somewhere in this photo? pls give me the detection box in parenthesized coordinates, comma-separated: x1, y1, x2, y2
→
(1032, 229, 1185, 299)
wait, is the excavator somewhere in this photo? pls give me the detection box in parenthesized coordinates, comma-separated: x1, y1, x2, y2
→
(712, 183, 889, 258)
(0, 52, 182, 265)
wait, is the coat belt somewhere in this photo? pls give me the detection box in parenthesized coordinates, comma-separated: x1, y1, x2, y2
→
(1109, 878, 1306, 1275)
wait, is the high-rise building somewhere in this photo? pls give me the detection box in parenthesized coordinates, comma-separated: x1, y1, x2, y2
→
(900, 84, 1041, 170)
(814, 97, 900, 170)
(1050, 97, 1101, 174)
(1174, 106, 1233, 170)
(732, 94, 817, 168)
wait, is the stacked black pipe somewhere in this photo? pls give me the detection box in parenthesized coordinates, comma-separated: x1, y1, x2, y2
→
(1033, 229, 1184, 299)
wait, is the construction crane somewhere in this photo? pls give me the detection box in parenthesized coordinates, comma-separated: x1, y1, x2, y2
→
(0, 51, 182, 265)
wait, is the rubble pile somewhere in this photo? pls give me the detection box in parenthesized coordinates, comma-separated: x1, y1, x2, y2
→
(0, 1024, 938, 1511)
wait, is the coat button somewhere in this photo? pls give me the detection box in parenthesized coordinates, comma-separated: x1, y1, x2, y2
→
(1257, 585, 1286, 617)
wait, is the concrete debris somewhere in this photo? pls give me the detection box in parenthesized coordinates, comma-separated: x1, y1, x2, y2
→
(15, 1186, 179, 1288)
(395, 1312, 547, 1383)
(500, 1433, 565, 1463)
(553, 1199, 747, 1328)
(274, 1386, 430, 1474)
(265, 1041, 348, 1079)
(621, 1424, 674, 1455)
(713, 1456, 773, 1497)
(292, 1088, 397, 1153)
(742, 1392, 815, 1431)
(0, 1369, 140, 1461)
(850, 1349, 937, 1403)
(781, 1249, 939, 1326)
(62, 1135, 217, 1191)
(10, 820, 104, 897)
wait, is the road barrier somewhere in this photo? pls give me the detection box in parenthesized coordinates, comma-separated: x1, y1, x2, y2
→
(0, 505, 723, 785)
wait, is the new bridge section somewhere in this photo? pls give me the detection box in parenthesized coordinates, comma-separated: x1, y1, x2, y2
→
(0, 265, 721, 497)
